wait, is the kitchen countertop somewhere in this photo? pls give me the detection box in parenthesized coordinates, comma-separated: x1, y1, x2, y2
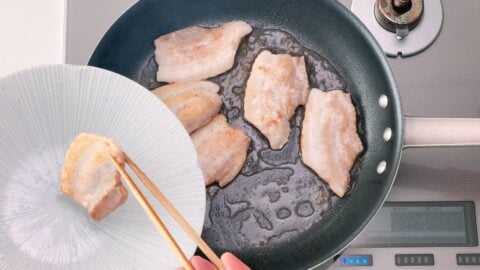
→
(0, 0, 65, 77)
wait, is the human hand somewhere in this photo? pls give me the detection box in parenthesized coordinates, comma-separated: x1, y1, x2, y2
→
(177, 252, 250, 270)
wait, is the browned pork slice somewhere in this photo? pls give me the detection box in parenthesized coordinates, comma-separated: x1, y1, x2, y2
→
(191, 115, 251, 187)
(301, 89, 363, 197)
(244, 50, 309, 150)
(61, 133, 128, 220)
(152, 81, 222, 134)
(154, 21, 252, 82)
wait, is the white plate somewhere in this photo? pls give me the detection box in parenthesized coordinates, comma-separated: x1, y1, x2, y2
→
(0, 65, 205, 269)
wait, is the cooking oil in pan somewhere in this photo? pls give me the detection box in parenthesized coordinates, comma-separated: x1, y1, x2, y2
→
(139, 28, 353, 249)
(201, 29, 347, 250)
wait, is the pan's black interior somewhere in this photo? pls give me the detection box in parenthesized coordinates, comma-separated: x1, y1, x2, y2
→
(89, 0, 403, 269)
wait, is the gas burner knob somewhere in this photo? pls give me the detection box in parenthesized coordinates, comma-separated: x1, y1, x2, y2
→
(351, 0, 443, 57)
(374, 0, 424, 39)
(393, 0, 412, 13)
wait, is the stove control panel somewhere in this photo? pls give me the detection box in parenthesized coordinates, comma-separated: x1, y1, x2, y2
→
(394, 254, 434, 266)
(328, 201, 480, 270)
(457, 253, 480, 266)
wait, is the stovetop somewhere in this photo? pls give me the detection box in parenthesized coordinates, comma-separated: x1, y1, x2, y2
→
(66, 1, 480, 269)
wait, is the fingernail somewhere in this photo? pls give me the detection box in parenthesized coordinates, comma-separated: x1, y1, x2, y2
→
(191, 256, 217, 270)
(221, 252, 250, 270)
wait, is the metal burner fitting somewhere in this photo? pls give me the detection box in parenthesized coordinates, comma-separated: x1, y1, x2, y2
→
(375, 0, 424, 39)
(351, 0, 443, 57)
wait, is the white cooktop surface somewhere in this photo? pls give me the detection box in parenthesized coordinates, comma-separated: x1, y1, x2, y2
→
(0, 0, 65, 77)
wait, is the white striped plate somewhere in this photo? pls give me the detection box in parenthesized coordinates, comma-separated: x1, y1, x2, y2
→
(0, 65, 205, 269)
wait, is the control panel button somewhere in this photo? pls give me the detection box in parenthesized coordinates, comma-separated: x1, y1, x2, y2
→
(457, 253, 480, 265)
(339, 254, 373, 266)
(395, 254, 434, 266)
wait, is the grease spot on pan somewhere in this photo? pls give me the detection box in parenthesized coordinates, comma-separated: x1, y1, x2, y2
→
(276, 208, 291, 219)
(295, 201, 315, 217)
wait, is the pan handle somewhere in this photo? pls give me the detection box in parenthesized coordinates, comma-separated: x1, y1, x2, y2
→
(404, 117, 480, 148)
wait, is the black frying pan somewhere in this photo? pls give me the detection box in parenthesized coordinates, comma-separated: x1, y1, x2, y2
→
(89, 0, 478, 269)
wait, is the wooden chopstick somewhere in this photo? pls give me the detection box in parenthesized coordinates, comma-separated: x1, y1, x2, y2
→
(124, 154, 225, 270)
(110, 156, 194, 270)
